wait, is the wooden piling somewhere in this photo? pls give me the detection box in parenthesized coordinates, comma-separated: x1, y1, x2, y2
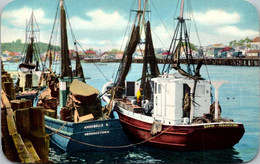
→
(29, 107, 45, 133)
(15, 108, 30, 137)
(3, 82, 12, 98)
(30, 131, 50, 160)
(29, 106, 50, 160)
(10, 100, 21, 111)
(2, 89, 50, 162)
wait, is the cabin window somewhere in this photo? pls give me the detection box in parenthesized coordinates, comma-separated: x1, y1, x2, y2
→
(158, 84, 161, 94)
(197, 85, 205, 94)
(154, 82, 157, 94)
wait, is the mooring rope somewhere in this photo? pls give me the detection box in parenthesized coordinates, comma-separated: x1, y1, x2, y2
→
(47, 121, 68, 136)
(45, 122, 174, 149)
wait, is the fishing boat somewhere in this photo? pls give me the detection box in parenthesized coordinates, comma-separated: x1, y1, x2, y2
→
(102, 0, 245, 150)
(38, 0, 129, 152)
(7, 11, 47, 101)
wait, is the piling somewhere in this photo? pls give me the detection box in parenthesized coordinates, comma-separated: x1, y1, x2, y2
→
(15, 108, 31, 137)
(29, 106, 50, 160)
(1, 89, 50, 162)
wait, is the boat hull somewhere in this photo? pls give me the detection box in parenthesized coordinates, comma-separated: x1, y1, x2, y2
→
(115, 107, 245, 151)
(44, 115, 130, 152)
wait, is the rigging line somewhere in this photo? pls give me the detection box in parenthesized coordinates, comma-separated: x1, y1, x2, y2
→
(64, 2, 77, 43)
(183, 22, 195, 74)
(173, 0, 180, 29)
(44, 0, 60, 70)
(151, 0, 171, 39)
(76, 41, 109, 82)
(151, 28, 167, 49)
(163, 22, 180, 73)
(111, 0, 136, 80)
(113, 7, 140, 84)
(53, 21, 60, 72)
(188, 0, 211, 81)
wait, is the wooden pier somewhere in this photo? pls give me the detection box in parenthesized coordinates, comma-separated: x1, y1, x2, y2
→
(1, 64, 50, 163)
(82, 57, 260, 66)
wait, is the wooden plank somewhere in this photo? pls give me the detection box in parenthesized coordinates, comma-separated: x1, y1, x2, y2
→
(23, 138, 40, 162)
(74, 107, 79, 123)
(1, 89, 44, 163)
(11, 133, 34, 163)
(1, 89, 12, 108)
(6, 108, 17, 135)
(78, 114, 94, 122)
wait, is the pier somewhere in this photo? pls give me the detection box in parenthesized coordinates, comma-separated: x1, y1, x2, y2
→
(1, 64, 50, 163)
(82, 58, 260, 66)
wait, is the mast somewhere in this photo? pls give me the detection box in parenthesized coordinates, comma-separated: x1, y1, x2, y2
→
(162, 0, 202, 79)
(179, 0, 184, 20)
(60, 0, 72, 78)
(114, 0, 142, 96)
(20, 11, 41, 71)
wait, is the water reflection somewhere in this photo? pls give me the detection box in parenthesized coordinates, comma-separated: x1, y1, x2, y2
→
(49, 142, 243, 163)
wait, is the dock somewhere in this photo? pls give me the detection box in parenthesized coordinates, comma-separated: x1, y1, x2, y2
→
(82, 58, 260, 66)
(1, 63, 50, 163)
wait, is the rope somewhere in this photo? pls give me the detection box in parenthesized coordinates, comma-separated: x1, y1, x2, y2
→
(187, 0, 211, 82)
(47, 121, 68, 136)
(75, 41, 109, 82)
(45, 120, 174, 149)
(151, 0, 172, 39)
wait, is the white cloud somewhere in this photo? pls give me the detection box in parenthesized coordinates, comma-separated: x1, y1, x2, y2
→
(1, 25, 24, 42)
(194, 9, 240, 25)
(152, 23, 174, 49)
(1, 25, 52, 43)
(2, 7, 52, 27)
(70, 9, 127, 30)
(216, 26, 259, 37)
(77, 38, 125, 51)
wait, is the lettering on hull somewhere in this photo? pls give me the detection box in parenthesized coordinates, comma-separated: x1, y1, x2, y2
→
(204, 124, 239, 129)
(84, 131, 110, 136)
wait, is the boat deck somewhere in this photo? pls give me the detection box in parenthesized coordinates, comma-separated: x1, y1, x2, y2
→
(114, 98, 143, 113)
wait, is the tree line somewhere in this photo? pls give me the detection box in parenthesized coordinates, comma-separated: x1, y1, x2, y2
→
(1, 39, 60, 54)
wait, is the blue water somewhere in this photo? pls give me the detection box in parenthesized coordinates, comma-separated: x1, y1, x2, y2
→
(3, 62, 259, 163)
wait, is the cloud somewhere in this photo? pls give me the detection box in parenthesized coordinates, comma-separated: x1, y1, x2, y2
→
(77, 38, 125, 51)
(70, 9, 127, 30)
(152, 23, 174, 49)
(2, 7, 52, 27)
(1, 25, 24, 42)
(216, 26, 259, 37)
(1, 25, 52, 43)
(194, 9, 240, 25)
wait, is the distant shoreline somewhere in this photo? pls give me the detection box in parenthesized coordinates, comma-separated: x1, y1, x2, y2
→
(80, 58, 260, 66)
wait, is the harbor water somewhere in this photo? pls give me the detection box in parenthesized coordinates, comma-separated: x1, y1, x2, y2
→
(3, 61, 259, 163)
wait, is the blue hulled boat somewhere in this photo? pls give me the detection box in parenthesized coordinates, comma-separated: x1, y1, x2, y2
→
(37, 0, 130, 152)
(44, 115, 129, 152)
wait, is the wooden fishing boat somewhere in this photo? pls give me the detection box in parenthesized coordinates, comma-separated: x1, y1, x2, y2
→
(102, 0, 244, 150)
(7, 11, 47, 101)
(38, 0, 130, 152)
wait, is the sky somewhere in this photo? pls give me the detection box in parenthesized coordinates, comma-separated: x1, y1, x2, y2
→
(0, 0, 259, 51)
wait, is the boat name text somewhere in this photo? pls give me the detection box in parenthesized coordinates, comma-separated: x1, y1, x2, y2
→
(204, 124, 239, 128)
(84, 131, 110, 136)
(84, 124, 103, 129)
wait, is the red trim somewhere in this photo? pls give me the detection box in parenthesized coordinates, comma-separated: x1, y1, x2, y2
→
(116, 107, 245, 150)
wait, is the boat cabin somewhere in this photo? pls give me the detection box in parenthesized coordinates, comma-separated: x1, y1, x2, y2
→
(9, 71, 47, 91)
(151, 74, 211, 125)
